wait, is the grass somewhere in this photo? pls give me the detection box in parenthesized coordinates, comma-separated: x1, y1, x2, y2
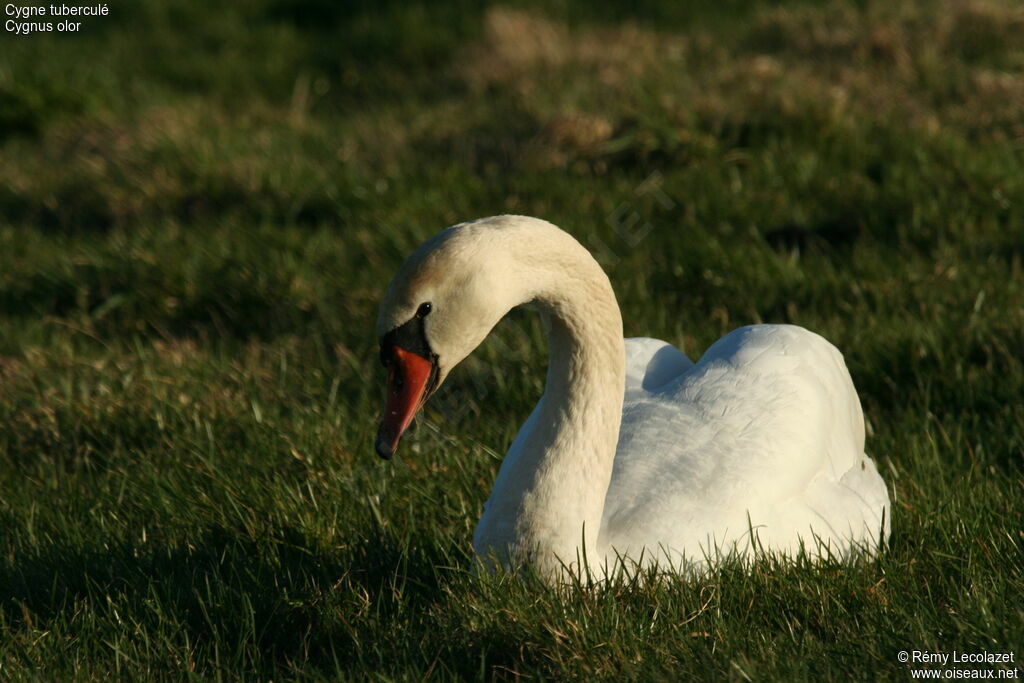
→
(1, 0, 1022, 678)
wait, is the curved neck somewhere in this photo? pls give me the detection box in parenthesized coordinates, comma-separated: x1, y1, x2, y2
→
(474, 225, 625, 579)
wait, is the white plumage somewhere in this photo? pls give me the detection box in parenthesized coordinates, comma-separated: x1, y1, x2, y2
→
(376, 215, 891, 581)
(606, 329, 890, 569)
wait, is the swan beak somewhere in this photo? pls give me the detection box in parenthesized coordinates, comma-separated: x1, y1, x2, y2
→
(376, 346, 436, 459)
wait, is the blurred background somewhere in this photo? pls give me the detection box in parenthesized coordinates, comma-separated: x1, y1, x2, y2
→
(3, 0, 1021, 344)
(3, 0, 1023, 426)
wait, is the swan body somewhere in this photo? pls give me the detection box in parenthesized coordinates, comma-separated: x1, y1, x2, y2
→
(375, 215, 890, 580)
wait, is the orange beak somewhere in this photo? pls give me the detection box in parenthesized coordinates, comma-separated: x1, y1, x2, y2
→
(375, 346, 436, 459)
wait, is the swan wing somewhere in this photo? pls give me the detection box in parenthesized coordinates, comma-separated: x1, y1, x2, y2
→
(603, 324, 890, 566)
(623, 337, 694, 401)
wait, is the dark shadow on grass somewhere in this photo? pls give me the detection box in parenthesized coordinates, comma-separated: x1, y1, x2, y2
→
(0, 181, 363, 236)
(0, 523, 455, 674)
(762, 215, 863, 253)
(0, 261, 320, 343)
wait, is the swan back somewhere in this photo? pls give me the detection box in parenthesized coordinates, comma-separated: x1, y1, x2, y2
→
(603, 325, 888, 567)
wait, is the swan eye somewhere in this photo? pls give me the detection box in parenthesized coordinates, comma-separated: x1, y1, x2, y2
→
(416, 302, 432, 318)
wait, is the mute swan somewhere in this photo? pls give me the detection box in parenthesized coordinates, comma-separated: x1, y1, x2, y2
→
(375, 215, 890, 580)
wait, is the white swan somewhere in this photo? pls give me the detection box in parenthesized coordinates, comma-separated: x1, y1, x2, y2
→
(375, 215, 890, 580)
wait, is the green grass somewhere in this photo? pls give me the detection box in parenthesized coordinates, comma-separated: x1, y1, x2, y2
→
(1, 0, 1022, 678)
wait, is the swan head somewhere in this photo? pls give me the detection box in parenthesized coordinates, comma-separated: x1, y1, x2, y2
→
(374, 219, 525, 459)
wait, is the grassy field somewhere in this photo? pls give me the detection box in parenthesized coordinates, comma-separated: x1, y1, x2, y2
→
(1, 0, 1022, 678)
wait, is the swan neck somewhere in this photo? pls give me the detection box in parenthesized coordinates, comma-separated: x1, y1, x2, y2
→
(481, 227, 625, 577)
